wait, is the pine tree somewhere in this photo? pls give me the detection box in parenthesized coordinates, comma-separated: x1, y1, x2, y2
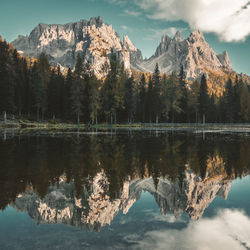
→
(233, 76, 243, 122)
(64, 68, 73, 120)
(0, 39, 15, 115)
(71, 77, 84, 124)
(31, 62, 46, 121)
(137, 74, 147, 122)
(187, 80, 200, 123)
(37, 53, 50, 119)
(74, 53, 84, 78)
(161, 74, 171, 122)
(225, 78, 234, 123)
(152, 63, 161, 123)
(165, 72, 182, 123)
(71, 54, 84, 124)
(124, 76, 136, 123)
(101, 54, 124, 124)
(198, 74, 209, 124)
(146, 76, 154, 123)
(178, 65, 188, 122)
(239, 83, 250, 122)
(89, 75, 101, 125)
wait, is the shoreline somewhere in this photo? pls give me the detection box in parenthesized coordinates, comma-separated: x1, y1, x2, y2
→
(1, 121, 250, 133)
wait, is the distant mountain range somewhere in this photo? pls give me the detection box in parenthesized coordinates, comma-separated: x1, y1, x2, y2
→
(12, 16, 232, 80)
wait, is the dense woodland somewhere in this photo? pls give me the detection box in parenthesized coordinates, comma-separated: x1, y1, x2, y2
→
(0, 37, 250, 124)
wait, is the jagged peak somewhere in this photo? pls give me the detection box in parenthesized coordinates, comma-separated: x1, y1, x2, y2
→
(161, 34, 171, 42)
(123, 35, 137, 51)
(217, 50, 232, 69)
(173, 30, 184, 42)
(88, 16, 103, 27)
(188, 30, 205, 43)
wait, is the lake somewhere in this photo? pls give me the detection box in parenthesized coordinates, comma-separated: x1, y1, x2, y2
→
(0, 130, 250, 250)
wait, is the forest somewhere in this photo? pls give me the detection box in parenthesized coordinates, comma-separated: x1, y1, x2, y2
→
(0, 37, 250, 124)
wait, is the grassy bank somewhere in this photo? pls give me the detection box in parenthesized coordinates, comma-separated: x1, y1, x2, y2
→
(0, 120, 86, 130)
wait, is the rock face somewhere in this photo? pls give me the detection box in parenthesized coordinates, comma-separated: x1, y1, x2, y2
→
(12, 17, 142, 79)
(133, 30, 232, 79)
(12, 169, 231, 231)
(12, 17, 231, 80)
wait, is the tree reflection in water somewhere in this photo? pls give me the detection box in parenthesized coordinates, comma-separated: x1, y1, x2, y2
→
(0, 131, 249, 231)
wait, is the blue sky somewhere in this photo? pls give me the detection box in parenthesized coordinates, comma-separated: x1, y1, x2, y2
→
(0, 0, 250, 75)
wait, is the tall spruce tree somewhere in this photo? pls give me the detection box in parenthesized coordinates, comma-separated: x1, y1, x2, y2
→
(64, 68, 73, 120)
(137, 74, 147, 122)
(178, 65, 188, 122)
(0, 38, 15, 115)
(146, 76, 154, 123)
(198, 74, 209, 124)
(225, 78, 234, 123)
(124, 76, 136, 123)
(71, 54, 84, 124)
(101, 54, 125, 124)
(152, 63, 161, 123)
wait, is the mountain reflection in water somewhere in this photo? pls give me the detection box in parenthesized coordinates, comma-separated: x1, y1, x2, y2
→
(0, 131, 249, 232)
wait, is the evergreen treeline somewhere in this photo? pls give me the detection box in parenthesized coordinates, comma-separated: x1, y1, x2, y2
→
(0, 38, 250, 124)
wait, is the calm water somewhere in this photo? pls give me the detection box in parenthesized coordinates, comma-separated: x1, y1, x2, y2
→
(0, 130, 250, 250)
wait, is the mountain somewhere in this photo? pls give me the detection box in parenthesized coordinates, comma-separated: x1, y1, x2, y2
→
(133, 30, 232, 80)
(12, 17, 231, 80)
(12, 166, 232, 232)
(12, 17, 142, 79)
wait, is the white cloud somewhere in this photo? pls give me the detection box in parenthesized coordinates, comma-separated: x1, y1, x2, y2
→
(133, 0, 250, 42)
(124, 9, 141, 17)
(127, 209, 250, 250)
(121, 25, 133, 33)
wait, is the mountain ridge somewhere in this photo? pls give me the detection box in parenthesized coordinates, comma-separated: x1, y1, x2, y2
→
(12, 16, 232, 80)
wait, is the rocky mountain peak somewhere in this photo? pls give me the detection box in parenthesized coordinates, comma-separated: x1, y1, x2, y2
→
(88, 16, 103, 27)
(173, 30, 184, 42)
(12, 16, 139, 79)
(122, 35, 137, 51)
(12, 17, 233, 81)
(217, 51, 232, 69)
(132, 29, 232, 80)
(188, 30, 205, 43)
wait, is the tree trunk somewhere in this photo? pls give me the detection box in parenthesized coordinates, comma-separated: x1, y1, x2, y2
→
(3, 111, 7, 123)
(37, 108, 39, 122)
(156, 114, 158, 124)
(203, 114, 205, 125)
(77, 112, 80, 125)
(95, 115, 98, 125)
(110, 114, 113, 125)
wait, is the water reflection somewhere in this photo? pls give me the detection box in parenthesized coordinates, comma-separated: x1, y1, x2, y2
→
(0, 131, 249, 232)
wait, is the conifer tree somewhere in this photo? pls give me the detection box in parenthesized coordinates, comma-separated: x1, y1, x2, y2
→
(198, 74, 209, 124)
(152, 63, 161, 123)
(64, 68, 73, 120)
(137, 74, 147, 122)
(146, 76, 154, 123)
(225, 78, 234, 123)
(178, 65, 188, 122)
(124, 76, 136, 123)
(0, 39, 15, 114)
(71, 54, 84, 124)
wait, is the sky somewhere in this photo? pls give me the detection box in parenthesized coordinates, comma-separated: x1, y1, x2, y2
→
(0, 0, 250, 75)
